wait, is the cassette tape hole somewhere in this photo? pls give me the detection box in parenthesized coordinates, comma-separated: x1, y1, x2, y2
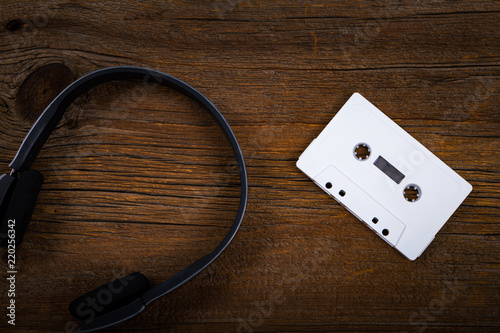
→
(325, 182, 332, 189)
(372, 217, 379, 224)
(339, 190, 346, 197)
(382, 229, 389, 236)
(403, 184, 421, 202)
(353, 143, 371, 161)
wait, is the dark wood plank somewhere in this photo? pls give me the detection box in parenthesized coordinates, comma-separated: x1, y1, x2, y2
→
(0, 1, 499, 332)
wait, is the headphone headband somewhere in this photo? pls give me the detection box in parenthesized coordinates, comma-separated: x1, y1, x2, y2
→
(6, 66, 248, 332)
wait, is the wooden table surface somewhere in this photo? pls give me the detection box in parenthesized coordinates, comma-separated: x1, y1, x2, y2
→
(0, 1, 499, 332)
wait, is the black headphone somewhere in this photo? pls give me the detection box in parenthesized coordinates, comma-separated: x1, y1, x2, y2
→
(0, 66, 248, 332)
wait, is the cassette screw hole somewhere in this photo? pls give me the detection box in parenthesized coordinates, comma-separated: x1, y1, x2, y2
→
(372, 217, 379, 224)
(353, 143, 371, 161)
(382, 229, 389, 236)
(339, 190, 346, 197)
(403, 184, 421, 202)
(325, 182, 332, 189)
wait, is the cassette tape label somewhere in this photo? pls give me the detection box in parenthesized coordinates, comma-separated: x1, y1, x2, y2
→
(297, 93, 472, 260)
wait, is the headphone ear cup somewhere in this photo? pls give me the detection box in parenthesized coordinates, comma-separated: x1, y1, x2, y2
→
(0, 170, 43, 246)
(0, 173, 16, 246)
(69, 272, 149, 322)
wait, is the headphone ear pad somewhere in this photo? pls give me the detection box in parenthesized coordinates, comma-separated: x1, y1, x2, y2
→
(69, 272, 149, 322)
(0, 170, 43, 246)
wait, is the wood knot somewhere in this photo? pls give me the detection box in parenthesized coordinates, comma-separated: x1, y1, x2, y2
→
(15, 63, 75, 124)
(5, 19, 24, 32)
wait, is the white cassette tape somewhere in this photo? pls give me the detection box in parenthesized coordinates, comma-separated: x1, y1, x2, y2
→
(297, 93, 472, 260)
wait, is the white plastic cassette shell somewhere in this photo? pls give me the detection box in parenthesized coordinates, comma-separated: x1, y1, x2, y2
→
(297, 93, 472, 260)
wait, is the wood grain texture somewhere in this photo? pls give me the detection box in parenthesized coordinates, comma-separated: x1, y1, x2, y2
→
(0, 0, 499, 332)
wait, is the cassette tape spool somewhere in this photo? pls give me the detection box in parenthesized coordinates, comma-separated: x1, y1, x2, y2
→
(297, 93, 472, 260)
